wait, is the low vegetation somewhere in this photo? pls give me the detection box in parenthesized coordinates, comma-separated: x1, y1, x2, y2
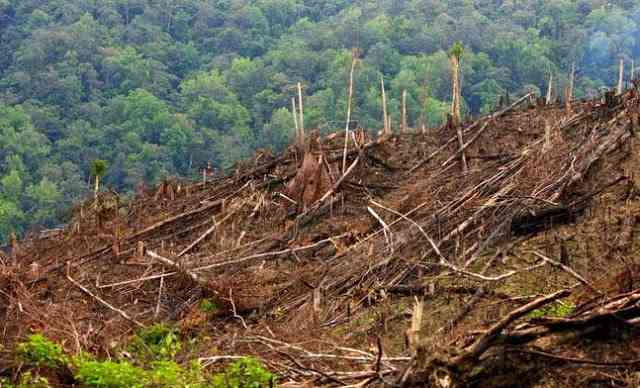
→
(6, 332, 274, 388)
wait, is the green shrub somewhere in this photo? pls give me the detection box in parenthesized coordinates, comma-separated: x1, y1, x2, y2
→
(16, 334, 68, 369)
(74, 359, 148, 388)
(148, 360, 208, 387)
(199, 298, 218, 313)
(129, 324, 181, 361)
(212, 358, 274, 388)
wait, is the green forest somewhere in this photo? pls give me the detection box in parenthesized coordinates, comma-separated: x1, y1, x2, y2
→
(0, 0, 638, 242)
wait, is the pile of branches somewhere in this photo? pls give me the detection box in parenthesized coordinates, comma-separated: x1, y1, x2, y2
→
(2, 83, 640, 386)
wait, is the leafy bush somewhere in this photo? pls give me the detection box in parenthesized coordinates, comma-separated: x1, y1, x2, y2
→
(212, 358, 275, 388)
(129, 324, 181, 361)
(148, 360, 208, 387)
(16, 334, 68, 369)
(74, 359, 148, 388)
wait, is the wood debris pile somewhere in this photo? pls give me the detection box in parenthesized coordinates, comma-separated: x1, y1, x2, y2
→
(2, 83, 640, 386)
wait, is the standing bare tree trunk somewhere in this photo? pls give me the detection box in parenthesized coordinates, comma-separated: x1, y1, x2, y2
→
(546, 74, 554, 105)
(292, 98, 300, 146)
(94, 175, 100, 196)
(297, 82, 305, 142)
(632, 60, 636, 82)
(381, 76, 390, 136)
(449, 43, 466, 171)
(564, 86, 573, 116)
(343, 49, 358, 173)
(450, 55, 462, 127)
(617, 58, 625, 96)
(401, 89, 408, 133)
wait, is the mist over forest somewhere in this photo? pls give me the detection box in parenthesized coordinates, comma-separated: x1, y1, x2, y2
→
(1, 0, 639, 242)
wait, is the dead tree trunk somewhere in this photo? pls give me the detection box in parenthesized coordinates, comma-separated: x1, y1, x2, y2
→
(617, 58, 624, 96)
(297, 82, 305, 142)
(402, 89, 408, 133)
(564, 86, 573, 116)
(450, 55, 462, 127)
(546, 74, 554, 105)
(343, 49, 358, 173)
(381, 76, 390, 136)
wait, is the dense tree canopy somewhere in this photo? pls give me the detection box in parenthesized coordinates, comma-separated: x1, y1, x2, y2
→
(0, 0, 639, 242)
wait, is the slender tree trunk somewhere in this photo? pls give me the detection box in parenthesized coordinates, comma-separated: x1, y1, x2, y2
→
(450, 55, 461, 127)
(94, 176, 100, 197)
(617, 58, 624, 96)
(569, 62, 575, 102)
(546, 74, 554, 105)
(564, 86, 573, 116)
(343, 49, 358, 173)
(381, 76, 390, 136)
(401, 89, 408, 133)
(297, 82, 305, 141)
(291, 97, 300, 145)
(632, 60, 636, 82)
(450, 54, 466, 171)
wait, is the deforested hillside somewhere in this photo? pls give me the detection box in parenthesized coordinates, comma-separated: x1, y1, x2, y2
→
(2, 83, 640, 387)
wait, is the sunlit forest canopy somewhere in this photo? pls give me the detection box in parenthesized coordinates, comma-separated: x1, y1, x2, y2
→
(0, 0, 639, 241)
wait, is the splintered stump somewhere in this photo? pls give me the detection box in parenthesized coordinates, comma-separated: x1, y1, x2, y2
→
(286, 150, 332, 212)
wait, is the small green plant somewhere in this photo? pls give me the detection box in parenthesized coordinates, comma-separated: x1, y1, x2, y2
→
(199, 298, 218, 313)
(16, 334, 68, 369)
(74, 359, 148, 388)
(148, 360, 208, 387)
(529, 301, 575, 319)
(129, 324, 181, 361)
(212, 358, 275, 388)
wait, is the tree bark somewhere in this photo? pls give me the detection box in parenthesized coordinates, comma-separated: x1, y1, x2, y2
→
(297, 82, 305, 141)
(546, 73, 554, 105)
(94, 175, 100, 197)
(450, 55, 462, 127)
(343, 49, 358, 173)
(381, 76, 390, 136)
(617, 58, 624, 96)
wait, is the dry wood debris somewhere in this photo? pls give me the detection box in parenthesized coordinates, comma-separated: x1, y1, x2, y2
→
(3, 84, 640, 387)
